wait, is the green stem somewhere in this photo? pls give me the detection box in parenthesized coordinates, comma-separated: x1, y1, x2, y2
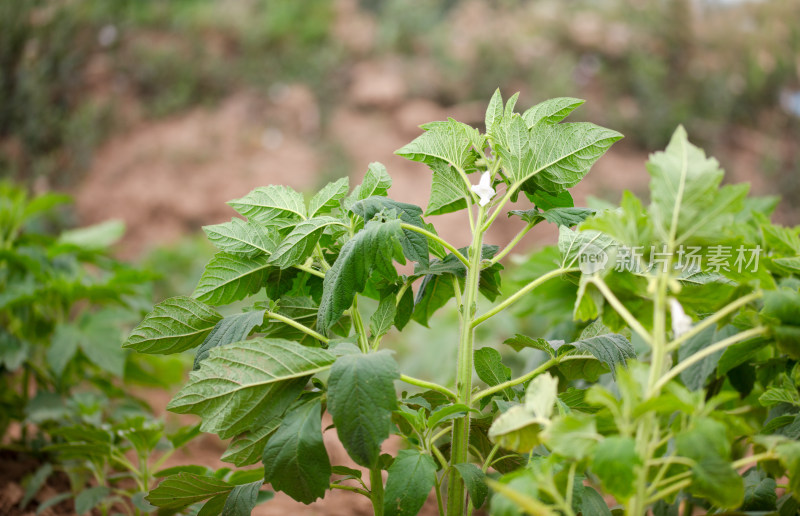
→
(472, 358, 557, 403)
(472, 267, 577, 328)
(370, 467, 385, 516)
(653, 326, 767, 392)
(446, 206, 486, 516)
(399, 223, 469, 267)
(293, 263, 326, 279)
(265, 311, 329, 344)
(331, 483, 370, 497)
(399, 374, 456, 400)
(665, 291, 762, 352)
(489, 222, 534, 265)
(590, 277, 654, 347)
(481, 443, 501, 473)
(732, 452, 775, 469)
(351, 296, 370, 353)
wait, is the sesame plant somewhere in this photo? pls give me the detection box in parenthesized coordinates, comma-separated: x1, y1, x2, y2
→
(126, 90, 800, 515)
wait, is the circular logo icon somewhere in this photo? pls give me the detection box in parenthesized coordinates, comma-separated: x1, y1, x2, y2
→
(578, 242, 610, 274)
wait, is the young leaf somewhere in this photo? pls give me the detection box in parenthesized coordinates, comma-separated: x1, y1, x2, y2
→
(383, 449, 437, 516)
(426, 161, 470, 216)
(580, 486, 612, 516)
(503, 335, 556, 357)
(74, 486, 110, 515)
(344, 162, 393, 209)
(395, 118, 477, 172)
(351, 196, 430, 266)
(123, 296, 222, 354)
(193, 253, 273, 306)
(370, 294, 398, 338)
(309, 177, 349, 217)
(521, 97, 585, 127)
(559, 333, 635, 379)
(678, 325, 737, 390)
(590, 437, 640, 501)
(327, 350, 400, 467)
(203, 218, 279, 256)
(268, 216, 345, 269)
(317, 219, 405, 331)
(221, 418, 281, 467)
(147, 473, 233, 509)
(485, 88, 504, 136)
(192, 309, 266, 369)
(228, 185, 306, 223)
(262, 398, 331, 504)
(221, 480, 263, 516)
(558, 225, 617, 272)
(474, 347, 514, 399)
(508, 207, 594, 228)
(453, 463, 488, 509)
(167, 339, 335, 438)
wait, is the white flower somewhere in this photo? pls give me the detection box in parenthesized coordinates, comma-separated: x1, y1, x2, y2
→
(471, 171, 495, 207)
(669, 298, 692, 337)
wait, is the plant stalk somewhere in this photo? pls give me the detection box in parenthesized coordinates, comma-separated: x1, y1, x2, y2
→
(446, 206, 486, 516)
(370, 467, 385, 516)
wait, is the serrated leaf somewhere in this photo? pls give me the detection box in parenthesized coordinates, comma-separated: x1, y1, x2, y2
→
(426, 161, 470, 216)
(192, 310, 266, 369)
(317, 219, 405, 331)
(427, 403, 473, 428)
(591, 437, 640, 501)
(268, 216, 345, 269)
(203, 218, 279, 256)
(309, 177, 349, 217)
(509, 207, 594, 228)
(525, 372, 559, 420)
(383, 449, 437, 516)
(345, 162, 393, 209)
(262, 398, 331, 504)
(228, 185, 306, 223)
(124, 297, 222, 354)
(488, 374, 558, 453)
(193, 253, 272, 305)
(328, 350, 399, 467)
(741, 469, 777, 511)
(558, 225, 616, 272)
(648, 126, 747, 244)
(485, 88, 504, 135)
(474, 347, 513, 399)
(581, 486, 612, 516)
(559, 333, 635, 380)
(395, 118, 477, 171)
(411, 273, 455, 327)
(503, 333, 556, 357)
(221, 418, 280, 466)
(522, 97, 585, 127)
(504, 92, 520, 118)
(167, 339, 334, 438)
(351, 196, 429, 266)
(147, 473, 233, 509)
(370, 294, 397, 338)
(395, 287, 414, 331)
(453, 463, 488, 509)
(221, 480, 262, 516)
(678, 325, 736, 390)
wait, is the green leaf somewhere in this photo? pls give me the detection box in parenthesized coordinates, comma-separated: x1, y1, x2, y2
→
(675, 418, 743, 508)
(228, 185, 306, 223)
(453, 463, 488, 509)
(426, 161, 469, 216)
(344, 162, 393, 209)
(580, 486, 612, 516)
(221, 480, 263, 516)
(309, 177, 349, 217)
(678, 325, 736, 390)
(370, 294, 397, 338)
(75, 310, 127, 377)
(485, 88, 504, 136)
(20, 463, 52, 509)
(383, 449, 437, 516)
(192, 310, 266, 369)
(317, 219, 405, 331)
(775, 440, 800, 494)
(262, 398, 331, 504)
(221, 418, 280, 466)
(203, 218, 279, 257)
(509, 207, 595, 228)
(647, 126, 747, 244)
(167, 339, 334, 438)
(760, 387, 800, 408)
(395, 118, 477, 171)
(504, 334, 556, 357)
(395, 287, 414, 331)
(147, 473, 233, 509)
(193, 253, 272, 305)
(75, 486, 110, 515)
(48, 324, 79, 376)
(352, 196, 430, 266)
(124, 297, 222, 354)
(328, 350, 399, 467)
(474, 347, 513, 399)
(35, 493, 72, 515)
(591, 437, 640, 501)
(268, 216, 345, 269)
(741, 469, 777, 511)
(582, 190, 651, 248)
(427, 403, 473, 429)
(543, 413, 598, 460)
(522, 97, 585, 127)
(411, 273, 455, 327)
(558, 225, 617, 272)
(559, 333, 635, 379)
(58, 220, 125, 249)
(488, 374, 558, 453)
(197, 495, 228, 516)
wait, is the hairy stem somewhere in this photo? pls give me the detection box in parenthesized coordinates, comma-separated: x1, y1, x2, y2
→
(589, 277, 654, 347)
(265, 311, 329, 344)
(370, 467, 385, 516)
(489, 222, 534, 265)
(400, 223, 469, 267)
(399, 375, 457, 400)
